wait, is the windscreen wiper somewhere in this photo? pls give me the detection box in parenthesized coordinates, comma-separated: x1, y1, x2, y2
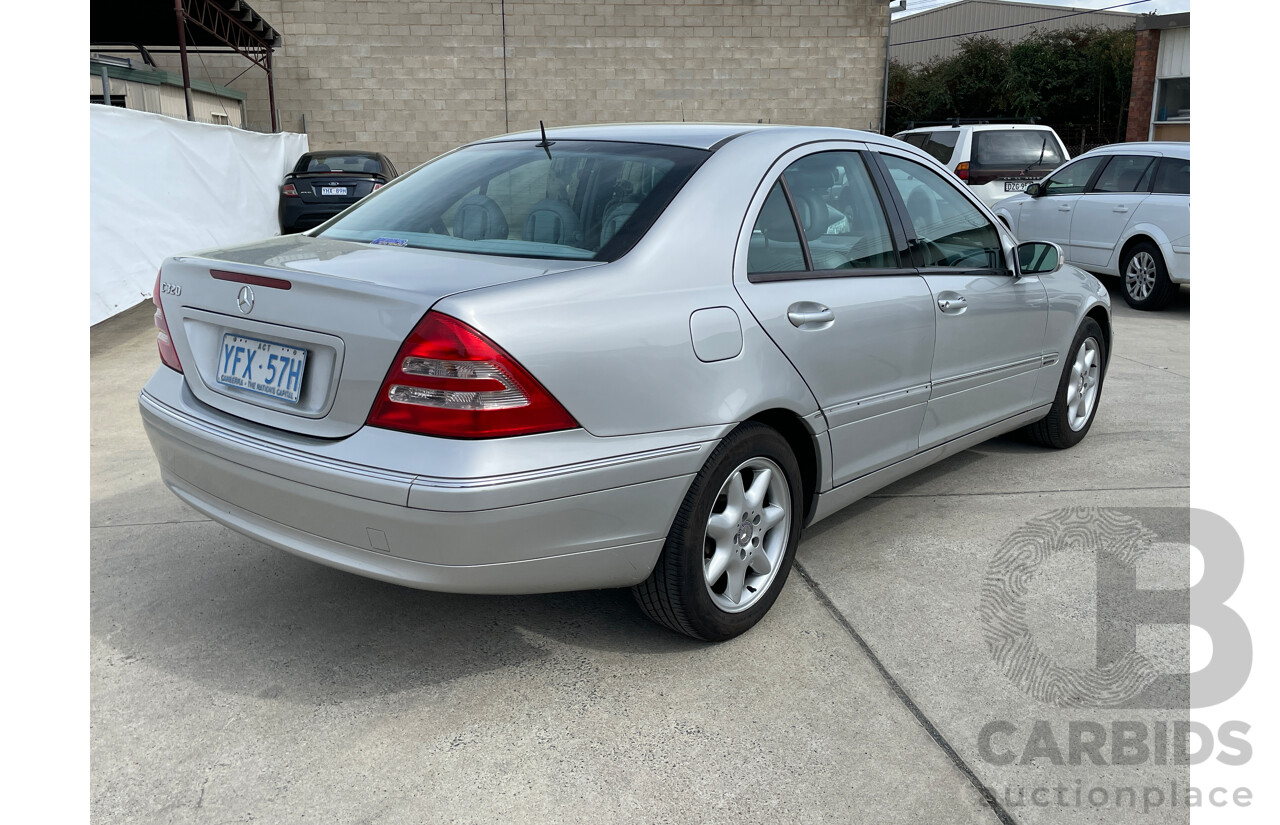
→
(1023, 137, 1047, 176)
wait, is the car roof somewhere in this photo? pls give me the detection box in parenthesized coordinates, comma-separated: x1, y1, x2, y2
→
(477, 122, 837, 151)
(303, 150, 383, 158)
(476, 122, 936, 153)
(1079, 141, 1190, 159)
(895, 123, 1056, 136)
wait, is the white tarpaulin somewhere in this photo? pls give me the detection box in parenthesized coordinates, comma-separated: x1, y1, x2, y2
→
(90, 105, 309, 325)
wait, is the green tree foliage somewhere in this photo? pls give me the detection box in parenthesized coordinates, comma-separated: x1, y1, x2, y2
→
(887, 27, 1135, 152)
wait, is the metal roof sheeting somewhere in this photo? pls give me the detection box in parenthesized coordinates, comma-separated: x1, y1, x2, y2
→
(891, 0, 1139, 66)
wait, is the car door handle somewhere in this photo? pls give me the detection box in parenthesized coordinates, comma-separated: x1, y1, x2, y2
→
(787, 302, 835, 330)
(1113, 206, 1130, 213)
(937, 295, 967, 314)
(1058, 204, 1072, 212)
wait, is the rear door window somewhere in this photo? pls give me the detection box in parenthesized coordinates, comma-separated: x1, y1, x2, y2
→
(900, 133, 930, 150)
(1091, 155, 1157, 193)
(747, 181, 807, 275)
(781, 152, 898, 270)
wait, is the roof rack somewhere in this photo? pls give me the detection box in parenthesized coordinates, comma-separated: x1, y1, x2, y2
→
(904, 117, 1039, 129)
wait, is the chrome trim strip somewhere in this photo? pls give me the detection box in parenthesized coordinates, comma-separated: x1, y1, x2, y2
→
(140, 389, 418, 486)
(824, 383, 931, 417)
(412, 444, 705, 490)
(141, 389, 706, 491)
(930, 356, 1045, 389)
(1041, 352, 1060, 368)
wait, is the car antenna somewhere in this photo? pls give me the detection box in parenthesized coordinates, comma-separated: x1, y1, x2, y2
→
(535, 120, 555, 160)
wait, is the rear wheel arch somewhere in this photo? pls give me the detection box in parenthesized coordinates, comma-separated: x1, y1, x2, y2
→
(746, 409, 820, 525)
(1118, 232, 1161, 267)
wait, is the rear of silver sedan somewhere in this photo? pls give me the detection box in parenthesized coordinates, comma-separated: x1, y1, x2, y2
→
(140, 137, 731, 596)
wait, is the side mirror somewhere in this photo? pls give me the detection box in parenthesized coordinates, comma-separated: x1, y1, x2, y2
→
(1017, 241, 1064, 276)
(1024, 182, 1043, 198)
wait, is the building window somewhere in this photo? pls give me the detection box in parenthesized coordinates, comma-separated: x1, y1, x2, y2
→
(91, 94, 127, 107)
(210, 112, 231, 125)
(1154, 77, 1189, 123)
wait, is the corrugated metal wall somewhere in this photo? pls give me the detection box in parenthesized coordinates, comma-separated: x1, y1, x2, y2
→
(88, 74, 245, 128)
(891, 0, 1137, 65)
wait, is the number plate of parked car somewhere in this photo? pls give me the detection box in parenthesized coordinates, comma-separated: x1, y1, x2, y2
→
(1004, 181, 1030, 192)
(216, 334, 307, 403)
(320, 186, 348, 196)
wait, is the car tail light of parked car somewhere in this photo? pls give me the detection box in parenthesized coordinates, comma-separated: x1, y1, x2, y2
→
(954, 161, 970, 181)
(152, 270, 182, 373)
(366, 311, 579, 439)
(282, 183, 299, 197)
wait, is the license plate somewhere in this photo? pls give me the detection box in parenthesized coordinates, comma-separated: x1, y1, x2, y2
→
(1004, 181, 1030, 193)
(217, 334, 307, 404)
(319, 186, 348, 196)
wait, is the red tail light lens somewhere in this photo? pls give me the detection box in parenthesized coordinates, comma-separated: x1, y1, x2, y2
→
(152, 270, 182, 373)
(954, 162, 970, 181)
(367, 312, 578, 438)
(282, 183, 299, 197)
(372, 182, 383, 191)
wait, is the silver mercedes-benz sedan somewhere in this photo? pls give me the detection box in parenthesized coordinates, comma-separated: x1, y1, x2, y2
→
(140, 123, 1111, 640)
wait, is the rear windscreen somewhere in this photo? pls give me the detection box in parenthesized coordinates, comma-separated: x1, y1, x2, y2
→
(297, 154, 384, 174)
(319, 140, 709, 262)
(972, 131, 1065, 170)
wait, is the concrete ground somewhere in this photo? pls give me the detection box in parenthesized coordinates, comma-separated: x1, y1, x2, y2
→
(91, 281, 1190, 824)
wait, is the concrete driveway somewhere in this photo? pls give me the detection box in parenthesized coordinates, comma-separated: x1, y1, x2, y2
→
(91, 282, 1190, 824)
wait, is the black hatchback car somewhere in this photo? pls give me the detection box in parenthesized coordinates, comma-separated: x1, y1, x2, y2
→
(279, 151, 399, 233)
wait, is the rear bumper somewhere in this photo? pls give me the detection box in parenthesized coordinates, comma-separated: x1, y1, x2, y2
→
(278, 197, 353, 232)
(139, 369, 719, 593)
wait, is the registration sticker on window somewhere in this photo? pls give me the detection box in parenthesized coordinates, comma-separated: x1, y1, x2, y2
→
(217, 334, 307, 404)
(371, 237, 409, 247)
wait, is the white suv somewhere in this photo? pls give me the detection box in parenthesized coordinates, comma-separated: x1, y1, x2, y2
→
(894, 122, 1070, 208)
(993, 142, 1190, 311)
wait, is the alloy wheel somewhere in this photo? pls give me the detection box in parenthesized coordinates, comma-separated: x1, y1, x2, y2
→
(1125, 251, 1158, 302)
(1067, 337, 1101, 431)
(702, 457, 791, 613)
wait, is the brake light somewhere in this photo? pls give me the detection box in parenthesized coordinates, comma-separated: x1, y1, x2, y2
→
(282, 183, 299, 196)
(152, 270, 182, 373)
(372, 182, 383, 191)
(367, 312, 578, 438)
(955, 162, 970, 181)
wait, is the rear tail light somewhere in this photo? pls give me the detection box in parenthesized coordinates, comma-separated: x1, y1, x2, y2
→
(152, 270, 182, 373)
(372, 182, 384, 191)
(954, 162, 970, 181)
(367, 311, 578, 439)
(282, 183, 299, 197)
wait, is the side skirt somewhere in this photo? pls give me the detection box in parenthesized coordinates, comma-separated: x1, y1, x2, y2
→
(807, 404, 1051, 525)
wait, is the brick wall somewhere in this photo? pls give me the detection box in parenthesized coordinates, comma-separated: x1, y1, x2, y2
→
(1125, 27, 1159, 143)
(154, 0, 888, 169)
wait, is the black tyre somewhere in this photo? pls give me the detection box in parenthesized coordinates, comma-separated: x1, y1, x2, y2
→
(1022, 317, 1107, 449)
(632, 422, 803, 641)
(1121, 241, 1174, 311)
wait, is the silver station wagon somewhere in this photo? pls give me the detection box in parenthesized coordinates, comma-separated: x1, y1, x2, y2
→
(141, 124, 1112, 640)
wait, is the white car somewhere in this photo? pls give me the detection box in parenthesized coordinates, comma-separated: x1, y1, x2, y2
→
(894, 122, 1069, 208)
(993, 142, 1190, 310)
